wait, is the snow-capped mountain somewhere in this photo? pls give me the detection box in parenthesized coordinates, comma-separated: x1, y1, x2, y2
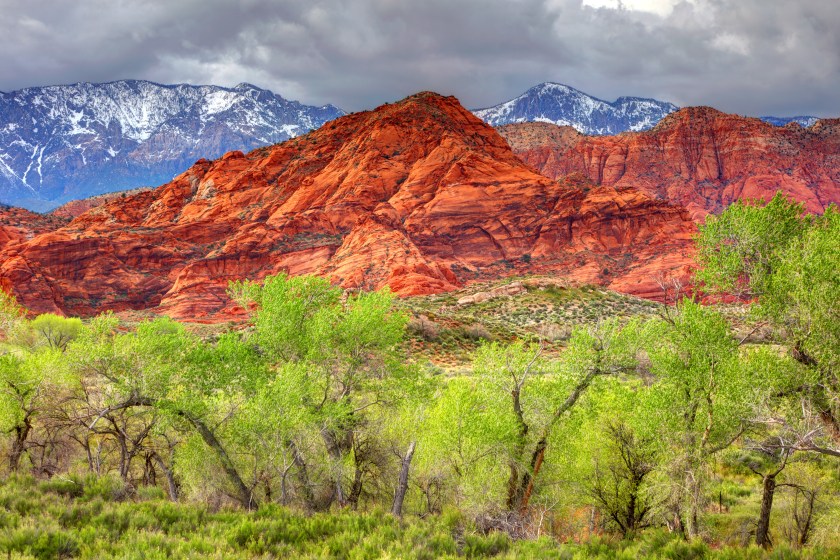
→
(759, 115, 819, 128)
(0, 80, 344, 211)
(473, 82, 679, 135)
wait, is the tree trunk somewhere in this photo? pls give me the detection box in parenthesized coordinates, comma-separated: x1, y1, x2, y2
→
(9, 417, 32, 472)
(321, 427, 349, 507)
(392, 441, 416, 517)
(287, 440, 316, 510)
(152, 452, 179, 502)
(183, 414, 255, 510)
(755, 473, 777, 548)
(518, 437, 548, 512)
(798, 490, 815, 547)
(348, 465, 364, 509)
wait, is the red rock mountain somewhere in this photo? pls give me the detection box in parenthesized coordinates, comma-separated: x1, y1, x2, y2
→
(0, 92, 695, 320)
(499, 109, 840, 220)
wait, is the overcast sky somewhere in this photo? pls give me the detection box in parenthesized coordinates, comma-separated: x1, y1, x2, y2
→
(1, 0, 838, 116)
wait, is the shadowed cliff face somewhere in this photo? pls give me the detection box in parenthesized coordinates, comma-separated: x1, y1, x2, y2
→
(499, 109, 840, 221)
(0, 92, 696, 321)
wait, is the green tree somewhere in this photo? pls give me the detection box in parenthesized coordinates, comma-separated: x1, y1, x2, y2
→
(697, 195, 839, 452)
(0, 346, 69, 472)
(231, 274, 413, 509)
(424, 320, 642, 515)
(0, 288, 24, 338)
(30, 314, 83, 351)
(642, 300, 754, 538)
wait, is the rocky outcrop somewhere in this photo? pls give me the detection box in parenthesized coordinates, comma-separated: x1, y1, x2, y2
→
(0, 92, 696, 320)
(500, 109, 840, 220)
(49, 187, 154, 219)
(457, 282, 527, 305)
(0, 205, 68, 246)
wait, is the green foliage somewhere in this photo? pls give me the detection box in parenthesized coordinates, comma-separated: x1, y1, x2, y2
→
(696, 194, 839, 460)
(0, 288, 24, 338)
(0, 476, 834, 558)
(696, 193, 808, 297)
(0, 263, 836, 556)
(29, 313, 83, 351)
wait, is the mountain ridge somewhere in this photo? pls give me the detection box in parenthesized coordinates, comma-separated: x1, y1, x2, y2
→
(472, 82, 679, 134)
(499, 107, 840, 220)
(0, 80, 345, 211)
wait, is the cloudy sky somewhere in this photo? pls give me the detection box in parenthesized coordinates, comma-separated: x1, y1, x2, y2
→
(1, 0, 838, 116)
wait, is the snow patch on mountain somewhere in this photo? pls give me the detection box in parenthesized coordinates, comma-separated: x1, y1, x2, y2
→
(760, 115, 819, 128)
(0, 80, 345, 211)
(473, 82, 679, 135)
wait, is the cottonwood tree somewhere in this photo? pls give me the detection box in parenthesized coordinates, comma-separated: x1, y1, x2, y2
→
(231, 274, 413, 510)
(586, 418, 657, 537)
(418, 376, 516, 511)
(467, 320, 642, 514)
(697, 195, 839, 451)
(0, 289, 24, 338)
(642, 300, 756, 539)
(67, 315, 269, 508)
(0, 313, 79, 474)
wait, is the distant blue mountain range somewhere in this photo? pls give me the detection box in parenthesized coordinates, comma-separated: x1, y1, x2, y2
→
(0, 80, 344, 211)
(473, 82, 821, 136)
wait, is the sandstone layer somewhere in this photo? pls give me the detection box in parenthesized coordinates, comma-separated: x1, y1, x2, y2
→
(50, 188, 154, 220)
(499, 109, 840, 220)
(0, 93, 696, 320)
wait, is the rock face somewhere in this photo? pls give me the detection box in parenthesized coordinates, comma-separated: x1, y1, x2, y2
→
(0, 80, 344, 211)
(0, 205, 68, 248)
(0, 92, 696, 320)
(473, 82, 678, 135)
(499, 109, 840, 220)
(49, 188, 154, 220)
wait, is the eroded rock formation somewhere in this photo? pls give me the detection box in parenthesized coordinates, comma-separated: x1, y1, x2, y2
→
(500, 109, 840, 220)
(0, 92, 696, 320)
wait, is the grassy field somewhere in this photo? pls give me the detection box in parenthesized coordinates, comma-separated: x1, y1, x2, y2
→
(0, 475, 836, 560)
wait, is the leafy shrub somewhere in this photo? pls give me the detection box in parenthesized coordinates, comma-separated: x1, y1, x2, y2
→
(408, 314, 441, 341)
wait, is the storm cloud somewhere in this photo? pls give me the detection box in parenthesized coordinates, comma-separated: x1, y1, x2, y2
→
(1, 0, 838, 116)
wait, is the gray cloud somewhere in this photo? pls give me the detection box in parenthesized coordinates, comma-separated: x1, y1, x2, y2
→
(1, 0, 838, 116)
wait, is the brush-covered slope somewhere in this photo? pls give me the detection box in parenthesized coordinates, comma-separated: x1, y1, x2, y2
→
(0, 92, 695, 320)
(499, 108, 840, 220)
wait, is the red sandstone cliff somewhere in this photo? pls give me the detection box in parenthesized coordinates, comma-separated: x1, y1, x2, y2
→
(0, 92, 696, 320)
(499, 109, 840, 220)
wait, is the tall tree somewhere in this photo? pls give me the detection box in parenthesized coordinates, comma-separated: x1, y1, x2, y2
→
(697, 195, 839, 451)
(231, 274, 412, 509)
(642, 300, 754, 538)
(460, 320, 642, 514)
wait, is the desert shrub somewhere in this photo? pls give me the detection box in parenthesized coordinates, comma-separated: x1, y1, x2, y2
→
(463, 323, 492, 341)
(408, 314, 441, 341)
